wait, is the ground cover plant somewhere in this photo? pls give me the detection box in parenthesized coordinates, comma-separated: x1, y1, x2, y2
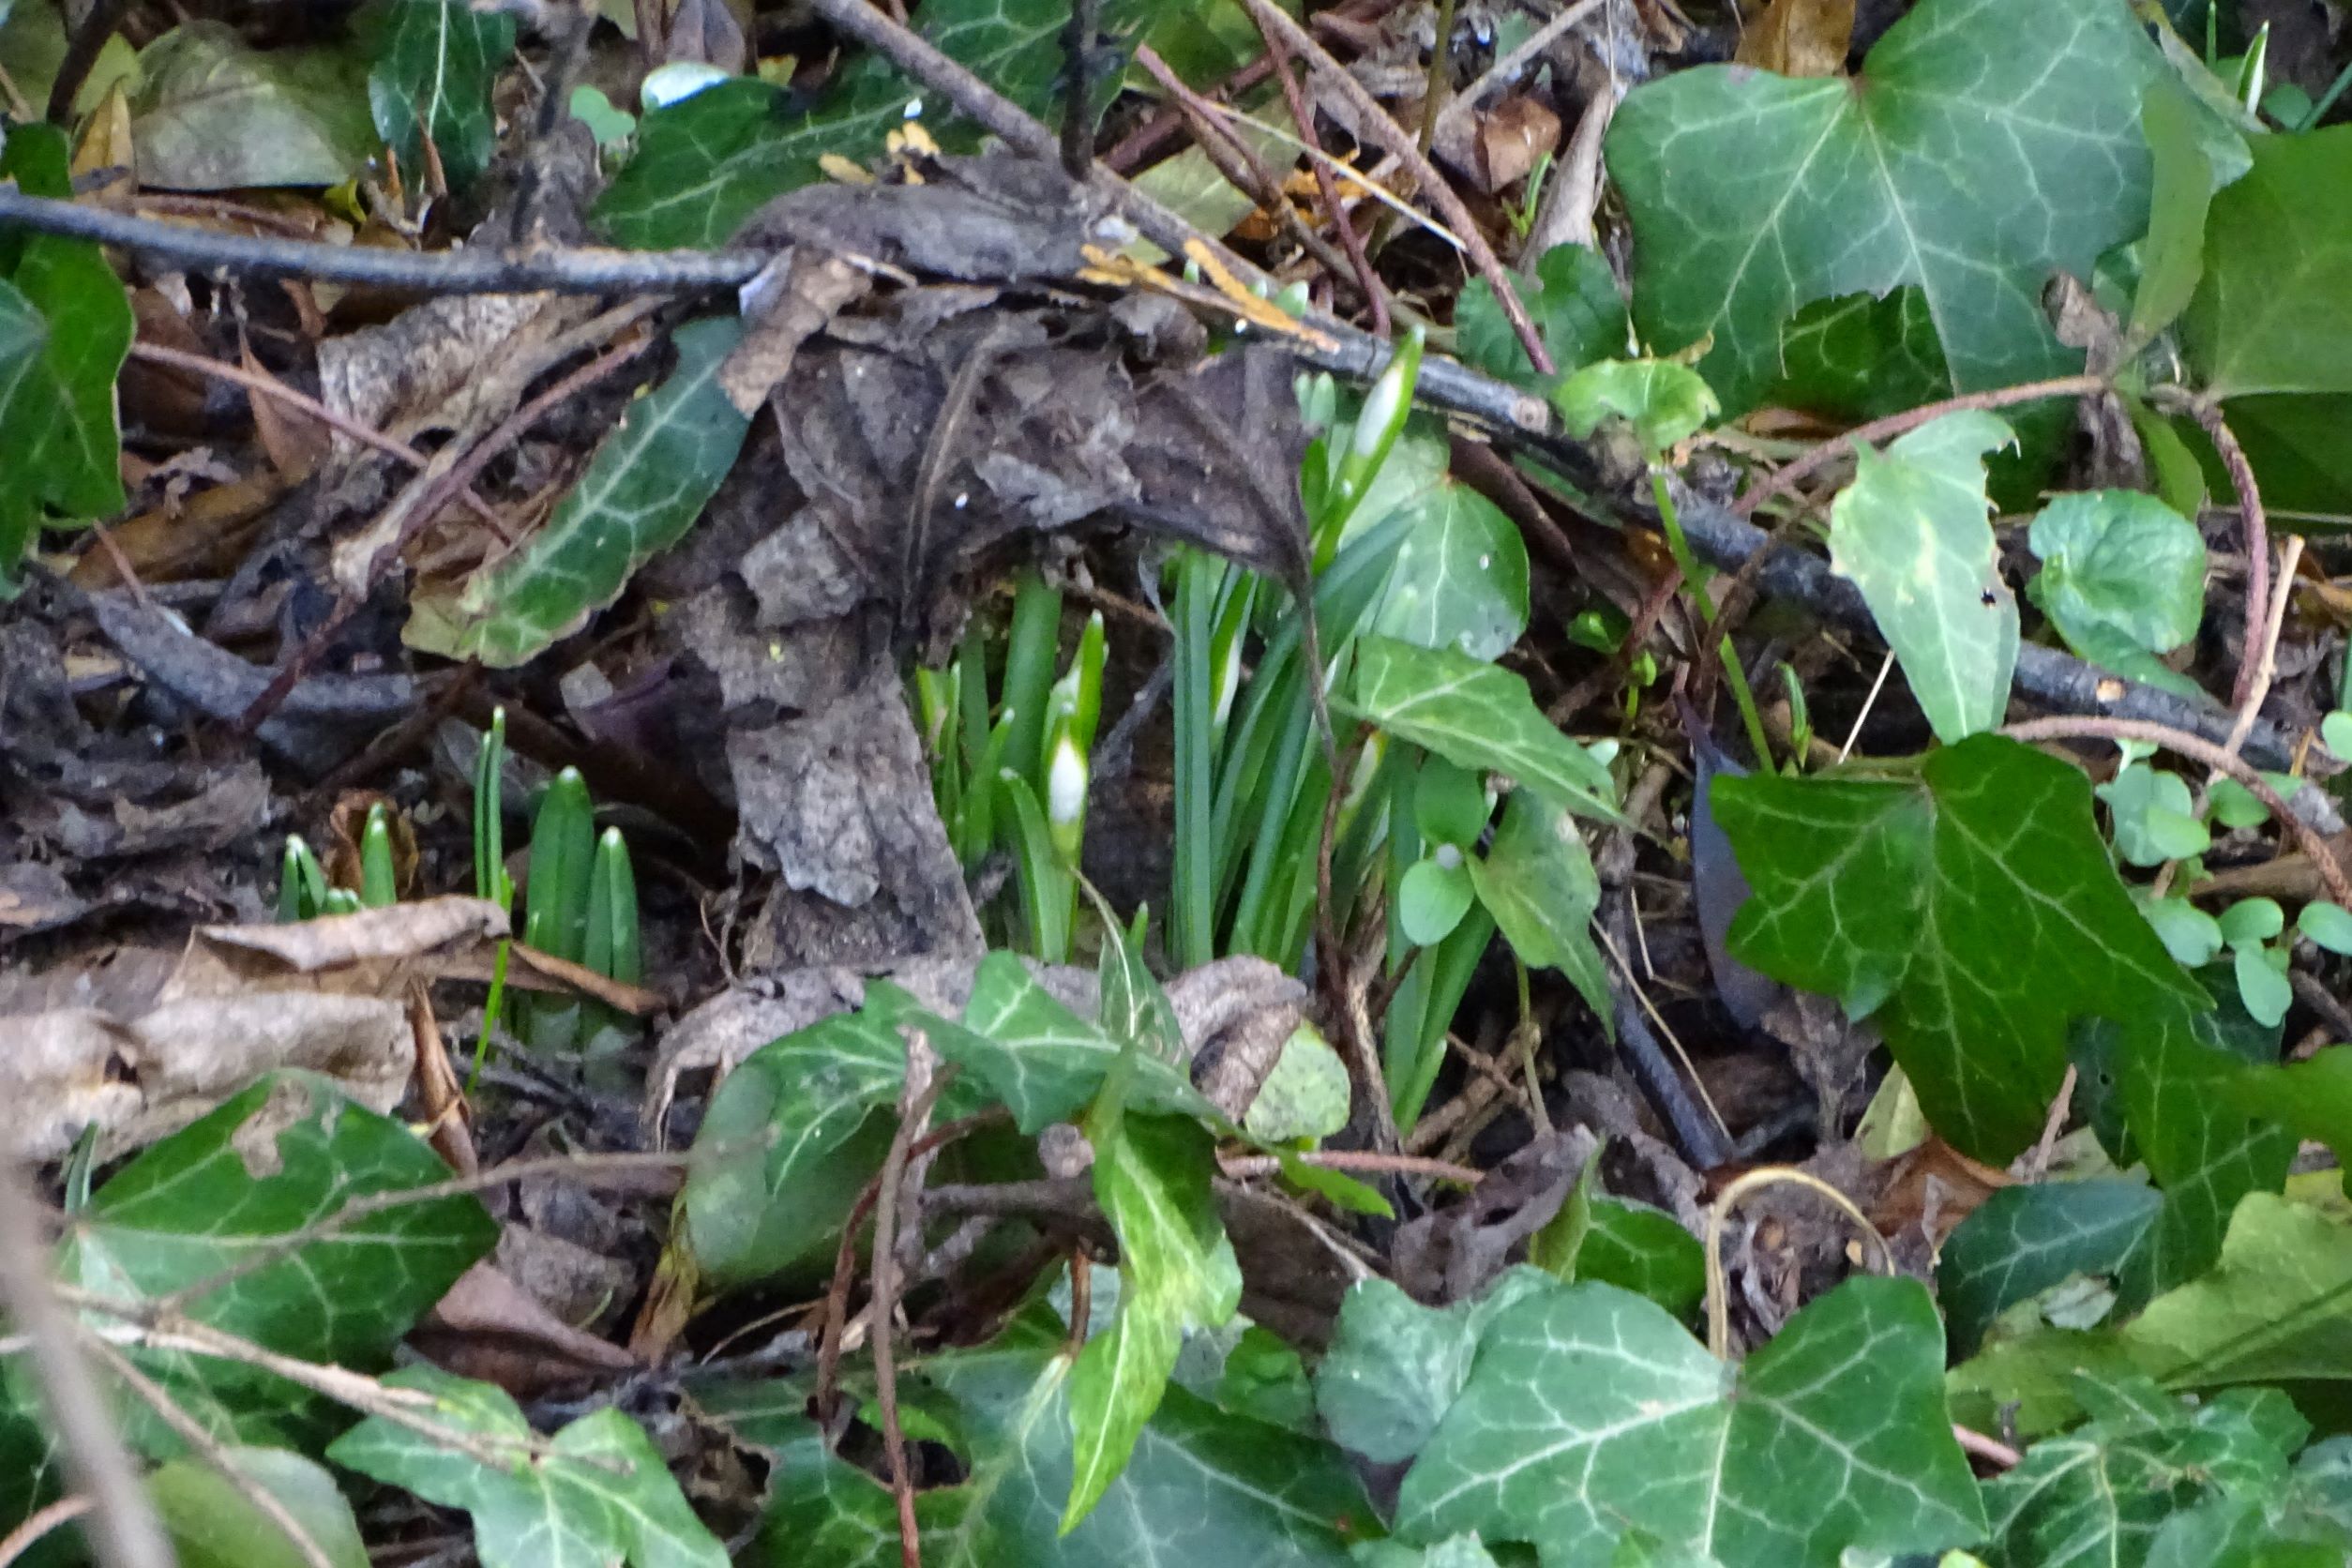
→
(6, 0, 2352, 1564)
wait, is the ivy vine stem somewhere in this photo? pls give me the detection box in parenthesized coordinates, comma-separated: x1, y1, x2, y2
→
(1701, 1165, 1893, 1360)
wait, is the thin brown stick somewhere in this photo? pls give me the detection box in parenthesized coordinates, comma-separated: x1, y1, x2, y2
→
(127, 342, 505, 534)
(1216, 1148, 1481, 1184)
(1130, 46, 1369, 310)
(75, 1335, 336, 1568)
(2002, 716, 2352, 909)
(0, 1166, 173, 1568)
(1953, 1424, 2024, 1470)
(0, 1497, 93, 1568)
(2225, 534, 2303, 760)
(0, 188, 762, 294)
(2155, 386, 2269, 711)
(60, 1287, 556, 1472)
(1255, 20, 1390, 338)
(1732, 374, 2109, 520)
(1229, 0, 1549, 373)
(871, 1064, 956, 1568)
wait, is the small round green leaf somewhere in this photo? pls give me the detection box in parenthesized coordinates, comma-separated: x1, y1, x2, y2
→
(1400, 856, 1476, 947)
(1550, 358, 1719, 455)
(1244, 1022, 1352, 1144)
(2207, 776, 2271, 829)
(2324, 711, 2352, 761)
(2141, 896, 2224, 969)
(2219, 897, 2285, 946)
(2100, 765, 2209, 867)
(2234, 941, 2291, 1027)
(2298, 900, 2352, 955)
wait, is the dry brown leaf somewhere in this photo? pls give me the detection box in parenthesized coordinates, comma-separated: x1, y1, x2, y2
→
(1474, 98, 1561, 195)
(414, 1258, 637, 1396)
(1735, 0, 1856, 77)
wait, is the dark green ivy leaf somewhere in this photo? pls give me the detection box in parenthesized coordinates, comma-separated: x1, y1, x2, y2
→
(364, 0, 518, 193)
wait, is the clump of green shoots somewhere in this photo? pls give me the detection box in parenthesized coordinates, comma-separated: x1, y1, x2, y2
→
(915, 575, 1104, 962)
(275, 705, 642, 1061)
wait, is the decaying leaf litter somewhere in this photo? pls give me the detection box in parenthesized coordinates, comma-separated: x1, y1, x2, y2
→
(6, 0, 2352, 1562)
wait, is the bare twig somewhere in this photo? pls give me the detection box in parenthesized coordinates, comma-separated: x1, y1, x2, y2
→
(0, 1165, 174, 1568)
(1254, 20, 1390, 337)
(2002, 716, 2352, 909)
(1060, 0, 1102, 181)
(2224, 534, 2304, 761)
(1953, 1424, 2023, 1470)
(1732, 373, 2110, 520)
(2154, 385, 2270, 711)
(126, 341, 506, 534)
(45, 0, 127, 123)
(1704, 1166, 1892, 1359)
(0, 1497, 94, 1568)
(871, 1062, 956, 1568)
(1216, 1149, 1482, 1184)
(1229, 0, 1551, 373)
(0, 188, 762, 294)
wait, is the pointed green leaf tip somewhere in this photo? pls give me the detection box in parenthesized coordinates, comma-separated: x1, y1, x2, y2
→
(1828, 410, 2017, 744)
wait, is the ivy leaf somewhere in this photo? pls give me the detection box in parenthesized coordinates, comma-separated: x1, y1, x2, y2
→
(1065, 1115, 1244, 1527)
(1360, 1274, 1983, 1565)
(1371, 479, 1530, 661)
(1466, 791, 1610, 1021)
(128, 21, 378, 188)
(1552, 358, 1718, 457)
(597, 0, 1158, 248)
(1826, 411, 2017, 744)
(1983, 1376, 2304, 1568)
(1937, 1179, 2164, 1355)
(2182, 125, 2352, 399)
(2028, 490, 2208, 699)
(1317, 1271, 1557, 1466)
(1243, 1024, 1351, 1144)
(328, 1366, 728, 1568)
(0, 126, 132, 583)
(408, 315, 751, 666)
(701, 1313, 1374, 1565)
(2128, 84, 2225, 354)
(680, 1009, 905, 1285)
(1606, 0, 2168, 411)
(365, 0, 517, 193)
(1456, 244, 1628, 391)
(54, 1073, 496, 1450)
(1346, 637, 1622, 825)
(1713, 734, 2210, 1161)
(914, 962, 1212, 1136)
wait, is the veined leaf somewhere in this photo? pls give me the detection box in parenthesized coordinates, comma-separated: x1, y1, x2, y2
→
(2027, 490, 2207, 700)
(365, 0, 517, 193)
(1371, 479, 1530, 662)
(681, 1009, 906, 1286)
(1456, 244, 1629, 392)
(1825, 410, 2016, 744)
(1467, 790, 1610, 1023)
(54, 1073, 496, 1451)
(128, 21, 377, 188)
(328, 1366, 727, 1568)
(1607, 0, 2169, 411)
(1937, 1180, 2164, 1356)
(147, 1447, 369, 1568)
(1332, 1274, 1984, 1565)
(409, 315, 751, 666)
(1346, 637, 1621, 824)
(1064, 1115, 1243, 1527)
(1771, 288, 1952, 422)
(597, 0, 1159, 249)
(1714, 735, 2213, 1162)
(927, 957, 1214, 1134)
